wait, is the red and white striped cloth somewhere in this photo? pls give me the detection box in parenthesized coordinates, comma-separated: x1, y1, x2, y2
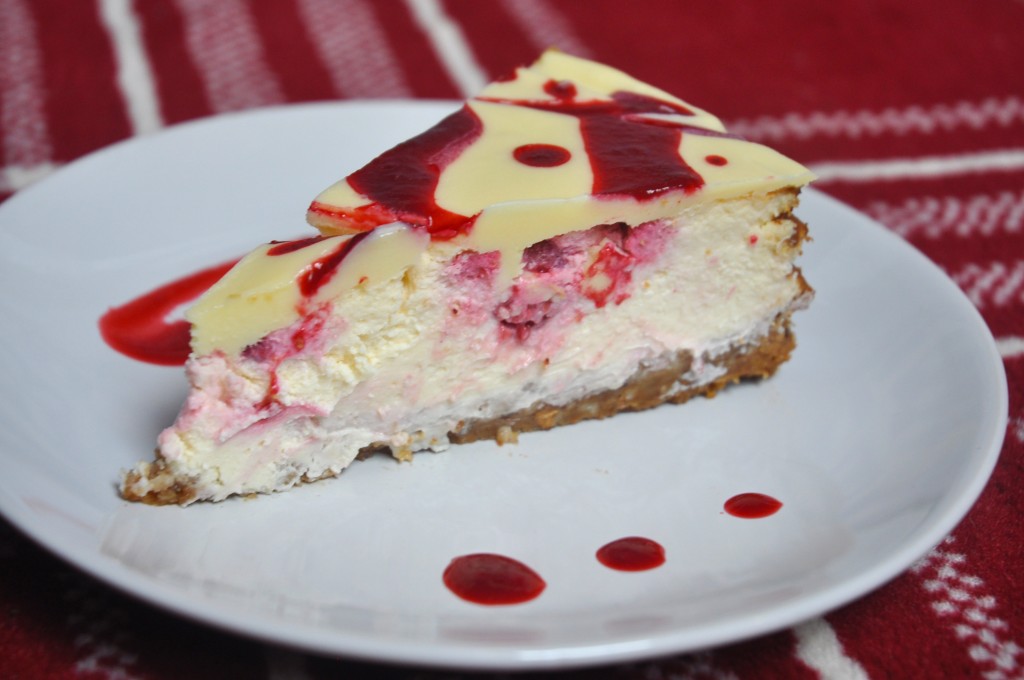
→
(2, 1, 1022, 678)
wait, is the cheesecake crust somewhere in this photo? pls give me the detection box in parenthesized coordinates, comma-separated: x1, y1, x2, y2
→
(449, 311, 798, 445)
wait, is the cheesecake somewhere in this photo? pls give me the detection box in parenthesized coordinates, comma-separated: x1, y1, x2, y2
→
(122, 51, 815, 505)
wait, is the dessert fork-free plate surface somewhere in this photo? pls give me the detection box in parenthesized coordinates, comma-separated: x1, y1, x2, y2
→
(0, 102, 1007, 670)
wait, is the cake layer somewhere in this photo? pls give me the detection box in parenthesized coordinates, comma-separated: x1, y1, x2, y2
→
(123, 313, 798, 506)
(122, 189, 811, 504)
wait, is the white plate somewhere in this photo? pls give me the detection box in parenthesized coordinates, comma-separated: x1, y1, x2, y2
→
(0, 102, 1007, 670)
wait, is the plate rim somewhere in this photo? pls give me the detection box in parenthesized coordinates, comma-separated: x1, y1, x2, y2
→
(0, 101, 1009, 670)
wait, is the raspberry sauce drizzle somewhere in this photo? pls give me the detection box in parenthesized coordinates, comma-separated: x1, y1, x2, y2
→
(724, 493, 783, 518)
(513, 143, 571, 167)
(98, 259, 237, 366)
(298, 232, 369, 297)
(508, 90, 706, 200)
(596, 537, 666, 571)
(443, 554, 546, 605)
(311, 87, 716, 239)
(339, 106, 482, 238)
(266, 235, 326, 255)
(543, 78, 576, 99)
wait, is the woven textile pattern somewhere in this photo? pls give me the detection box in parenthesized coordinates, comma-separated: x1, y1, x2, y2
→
(1, 1, 1022, 678)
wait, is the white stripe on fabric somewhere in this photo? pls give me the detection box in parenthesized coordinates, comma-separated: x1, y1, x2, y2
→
(404, 0, 487, 97)
(0, 0, 53, 168)
(951, 260, 1024, 310)
(296, 0, 412, 98)
(810, 149, 1024, 183)
(996, 336, 1024, 359)
(0, 162, 58, 193)
(793, 618, 871, 680)
(99, 0, 164, 135)
(497, 0, 593, 57)
(729, 97, 1024, 142)
(866, 190, 1024, 240)
(174, 0, 285, 112)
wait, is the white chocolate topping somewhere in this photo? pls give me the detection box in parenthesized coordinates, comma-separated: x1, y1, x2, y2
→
(189, 224, 428, 355)
(193, 50, 813, 355)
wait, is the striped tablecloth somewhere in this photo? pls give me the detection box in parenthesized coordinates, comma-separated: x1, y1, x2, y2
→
(2, 1, 1022, 678)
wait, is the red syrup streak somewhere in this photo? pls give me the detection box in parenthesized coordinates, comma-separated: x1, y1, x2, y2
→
(443, 554, 546, 605)
(583, 238, 634, 307)
(98, 259, 238, 366)
(513, 143, 571, 167)
(724, 493, 783, 518)
(543, 78, 577, 99)
(242, 303, 332, 410)
(256, 371, 281, 411)
(297, 231, 369, 297)
(491, 90, 710, 201)
(329, 106, 483, 239)
(266, 235, 326, 256)
(596, 537, 666, 572)
(310, 87, 732, 242)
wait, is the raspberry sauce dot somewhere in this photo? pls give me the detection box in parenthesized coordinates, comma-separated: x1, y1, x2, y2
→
(724, 493, 783, 518)
(513, 143, 572, 167)
(705, 154, 728, 166)
(596, 537, 666, 571)
(443, 553, 546, 605)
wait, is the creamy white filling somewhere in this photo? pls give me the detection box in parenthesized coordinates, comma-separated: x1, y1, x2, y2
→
(125, 192, 807, 503)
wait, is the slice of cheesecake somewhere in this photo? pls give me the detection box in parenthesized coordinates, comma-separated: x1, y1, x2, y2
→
(122, 50, 814, 505)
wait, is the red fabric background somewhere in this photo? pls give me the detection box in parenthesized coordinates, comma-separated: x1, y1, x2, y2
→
(1, 0, 1022, 677)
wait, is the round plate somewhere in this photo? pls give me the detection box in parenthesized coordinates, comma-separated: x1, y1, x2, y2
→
(0, 102, 1007, 670)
